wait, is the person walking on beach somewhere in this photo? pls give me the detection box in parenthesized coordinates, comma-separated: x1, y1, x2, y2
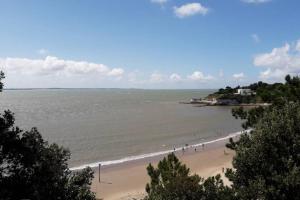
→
(202, 143, 205, 150)
(182, 147, 185, 154)
(194, 147, 197, 152)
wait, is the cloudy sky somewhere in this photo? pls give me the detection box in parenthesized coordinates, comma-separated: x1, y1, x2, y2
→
(0, 0, 300, 89)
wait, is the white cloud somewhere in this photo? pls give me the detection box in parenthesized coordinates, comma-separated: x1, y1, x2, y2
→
(296, 40, 300, 52)
(219, 69, 224, 77)
(0, 56, 124, 77)
(259, 68, 287, 79)
(151, 0, 168, 4)
(169, 73, 182, 82)
(254, 44, 291, 68)
(241, 0, 271, 4)
(108, 68, 124, 77)
(150, 72, 164, 82)
(232, 73, 245, 80)
(127, 71, 138, 83)
(253, 40, 300, 79)
(174, 3, 209, 18)
(37, 48, 49, 55)
(188, 71, 213, 81)
(251, 34, 260, 43)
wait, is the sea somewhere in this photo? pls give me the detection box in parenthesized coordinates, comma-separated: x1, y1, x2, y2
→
(0, 89, 242, 169)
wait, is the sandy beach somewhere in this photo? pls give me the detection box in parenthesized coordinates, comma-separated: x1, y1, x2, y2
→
(91, 138, 235, 200)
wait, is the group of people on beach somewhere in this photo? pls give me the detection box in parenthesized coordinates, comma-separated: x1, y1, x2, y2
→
(173, 143, 205, 154)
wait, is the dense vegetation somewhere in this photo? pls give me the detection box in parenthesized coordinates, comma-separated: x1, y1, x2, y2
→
(227, 102, 300, 200)
(145, 75, 300, 200)
(207, 75, 300, 104)
(0, 71, 4, 92)
(0, 72, 96, 200)
(145, 153, 233, 200)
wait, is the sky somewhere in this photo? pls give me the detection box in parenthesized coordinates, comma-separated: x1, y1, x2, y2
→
(0, 0, 300, 89)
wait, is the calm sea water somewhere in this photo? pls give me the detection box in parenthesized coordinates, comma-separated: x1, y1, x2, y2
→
(0, 89, 242, 168)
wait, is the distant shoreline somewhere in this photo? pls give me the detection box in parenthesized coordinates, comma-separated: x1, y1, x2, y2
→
(180, 101, 271, 107)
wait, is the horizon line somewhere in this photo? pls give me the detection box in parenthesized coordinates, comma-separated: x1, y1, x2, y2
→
(3, 87, 218, 91)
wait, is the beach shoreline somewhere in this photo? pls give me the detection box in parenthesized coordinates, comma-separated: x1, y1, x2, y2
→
(71, 130, 244, 171)
(90, 132, 243, 200)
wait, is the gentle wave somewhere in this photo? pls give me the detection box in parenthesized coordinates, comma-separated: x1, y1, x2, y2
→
(70, 130, 250, 171)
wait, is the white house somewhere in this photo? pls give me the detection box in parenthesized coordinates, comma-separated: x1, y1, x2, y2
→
(236, 89, 253, 96)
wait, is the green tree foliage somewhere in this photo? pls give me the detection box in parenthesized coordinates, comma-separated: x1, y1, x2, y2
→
(230, 75, 300, 130)
(226, 102, 300, 200)
(0, 71, 5, 92)
(145, 153, 202, 200)
(0, 72, 95, 200)
(0, 110, 96, 200)
(216, 86, 237, 95)
(231, 106, 266, 130)
(211, 75, 300, 104)
(144, 153, 233, 200)
(252, 75, 300, 103)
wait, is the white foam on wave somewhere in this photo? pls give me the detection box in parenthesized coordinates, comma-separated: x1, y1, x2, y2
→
(70, 130, 250, 171)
